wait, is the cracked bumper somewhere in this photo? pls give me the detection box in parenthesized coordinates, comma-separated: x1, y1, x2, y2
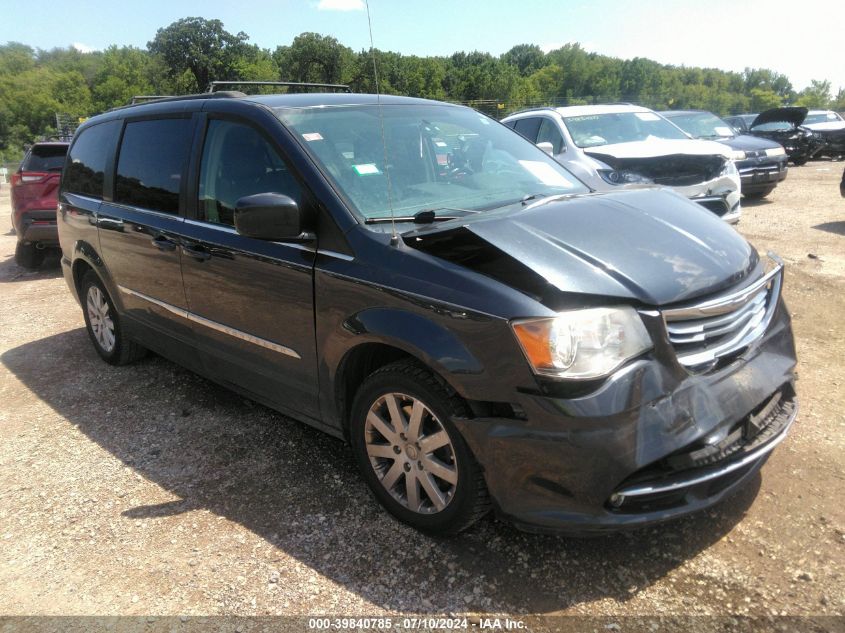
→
(453, 302, 796, 534)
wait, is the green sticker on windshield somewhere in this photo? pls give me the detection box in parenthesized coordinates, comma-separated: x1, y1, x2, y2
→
(354, 163, 381, 175)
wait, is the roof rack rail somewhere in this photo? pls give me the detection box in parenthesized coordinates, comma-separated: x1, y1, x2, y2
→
(206, 81, 352, 94)
(111, 91, 247, 112)
(130, 95, 175, 104)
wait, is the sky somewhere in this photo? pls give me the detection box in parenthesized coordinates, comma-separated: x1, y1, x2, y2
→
(2, 0, 844, 93)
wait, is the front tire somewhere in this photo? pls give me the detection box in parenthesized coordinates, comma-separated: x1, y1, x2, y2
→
(350, 360, 490, 535)
(80, 271, 146, 365)
(15, 242, 44, 269)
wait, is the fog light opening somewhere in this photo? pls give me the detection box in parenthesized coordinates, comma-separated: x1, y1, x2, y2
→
(609, 493, 625, 508)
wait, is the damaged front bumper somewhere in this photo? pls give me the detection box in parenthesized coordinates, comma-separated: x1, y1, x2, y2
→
(678, 174, 742, 224)
(453, 298, 796, 535)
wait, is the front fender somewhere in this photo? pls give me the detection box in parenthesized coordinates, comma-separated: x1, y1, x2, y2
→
(343, 307, 484, 376)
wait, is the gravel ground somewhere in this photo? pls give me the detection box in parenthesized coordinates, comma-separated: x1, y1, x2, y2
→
(0, 165, 843, 625)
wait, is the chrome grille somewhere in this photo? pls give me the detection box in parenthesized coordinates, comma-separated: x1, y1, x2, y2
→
(662, 257, 783, 371)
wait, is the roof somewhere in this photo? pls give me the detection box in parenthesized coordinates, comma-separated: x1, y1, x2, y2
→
(553, 104, 653, 117)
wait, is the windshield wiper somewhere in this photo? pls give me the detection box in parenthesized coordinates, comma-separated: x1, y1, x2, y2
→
(364, 207, 477, 225)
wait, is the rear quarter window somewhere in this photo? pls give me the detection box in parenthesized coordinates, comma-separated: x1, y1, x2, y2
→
(63, 121, 120, 198)
(115, 118, 193, 214)
(22, 145, 68, 172)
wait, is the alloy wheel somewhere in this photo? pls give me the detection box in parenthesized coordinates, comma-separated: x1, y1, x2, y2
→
(364, 392, 458, 514)
(86, 285, 116, 353)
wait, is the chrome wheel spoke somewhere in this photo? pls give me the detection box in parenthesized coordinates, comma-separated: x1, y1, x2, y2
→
(423, 456, 458, 485)
(367, 443, 398, 459)
(367, 411, 397, 443)
(385, 394, 406, 434)
(406, 399, 424, 441)
(419, 430, 450, 454)
(419, 472, 447, 511)
(405, 471, 421, 512)
(381, 460, 404, 490)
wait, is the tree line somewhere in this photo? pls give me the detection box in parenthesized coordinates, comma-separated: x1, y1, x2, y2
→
(2, 16, 843, 162)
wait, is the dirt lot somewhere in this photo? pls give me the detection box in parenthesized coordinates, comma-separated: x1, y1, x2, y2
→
(0, 165, 843, 625)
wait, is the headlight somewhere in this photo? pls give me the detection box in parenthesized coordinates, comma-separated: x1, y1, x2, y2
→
(720, 159, 739, 177)
(765, 147, 786, 157)
(511, 307, 652, 380)
(729, 150, 747, 160)
(597, 169, 653, 185)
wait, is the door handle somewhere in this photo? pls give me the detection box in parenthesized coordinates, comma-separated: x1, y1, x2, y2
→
(182, 244, 212, 262)
(151, 235, 178, 252)
(97, 217, 124, 231)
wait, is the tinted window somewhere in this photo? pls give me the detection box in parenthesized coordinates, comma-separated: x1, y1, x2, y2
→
(23, 145, 68, 172)
(513, 117, 542, 142)
(63, 121, 120, 198)
(537, 119, 565, 153)
(115, 118, 192, 214)
(198, 119, 302, 227)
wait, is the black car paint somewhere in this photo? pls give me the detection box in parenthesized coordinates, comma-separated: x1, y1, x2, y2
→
(727, 108, 822, 165)
(660, 110, 789, 196)
(58, 93, 797, 533)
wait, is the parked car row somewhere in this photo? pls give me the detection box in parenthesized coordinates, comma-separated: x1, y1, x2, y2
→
(502, 104, 745, 222)
(660, 110, 788, 199)
(52, 88, 798, 535)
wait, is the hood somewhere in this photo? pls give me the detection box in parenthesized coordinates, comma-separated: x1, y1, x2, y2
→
(717, 134, 784, 152)
(584, 138, 730, 161)
(405, 189, 758, 307)
(752, 107, 807, 128)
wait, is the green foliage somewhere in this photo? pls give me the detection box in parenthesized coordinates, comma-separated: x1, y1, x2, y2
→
(794, 80, 832, 109)
(1, 17, 840, 160)
(148, 17, 251, 91)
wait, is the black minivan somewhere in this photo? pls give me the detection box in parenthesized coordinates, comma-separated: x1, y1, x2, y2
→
(57, 91, 798, 535)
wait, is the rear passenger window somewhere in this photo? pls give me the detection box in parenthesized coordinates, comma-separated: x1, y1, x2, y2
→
(115, 118, 192, 214)
(198, 119, 302, 227)
(513, 118, 542, 143)
(63, 121, 120, 198)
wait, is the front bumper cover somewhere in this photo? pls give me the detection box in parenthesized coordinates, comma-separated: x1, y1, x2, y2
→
(453, 300, 796, 534)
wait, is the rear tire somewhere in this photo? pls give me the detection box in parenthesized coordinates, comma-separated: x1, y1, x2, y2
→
(792, 158, 807, 166)
(349, 359, 490, 535)
(15, 242, 44, 270)
(80, 270, 146, 365)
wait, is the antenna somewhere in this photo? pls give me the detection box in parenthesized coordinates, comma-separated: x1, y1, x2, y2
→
(364, 0, 398, 245)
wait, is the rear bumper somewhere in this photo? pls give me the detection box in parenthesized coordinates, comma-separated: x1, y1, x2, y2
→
(16, 209, 58, 245)
(454, 302, 797, 534)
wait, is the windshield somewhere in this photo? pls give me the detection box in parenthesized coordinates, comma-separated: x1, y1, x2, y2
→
(561, 111, 688, 148)
(275, 104, 588, 221)
(666, 112, 735, 139)
(804, 112, 844, 124)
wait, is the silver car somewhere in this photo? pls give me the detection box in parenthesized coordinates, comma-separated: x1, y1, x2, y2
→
(502, 104, 742, 223)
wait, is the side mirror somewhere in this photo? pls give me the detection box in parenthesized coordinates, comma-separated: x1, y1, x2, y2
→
(234, 193, 310, 241)
(536, 141, 554, 155)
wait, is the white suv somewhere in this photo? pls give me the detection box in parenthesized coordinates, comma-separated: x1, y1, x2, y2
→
(502, 104, 741, 223)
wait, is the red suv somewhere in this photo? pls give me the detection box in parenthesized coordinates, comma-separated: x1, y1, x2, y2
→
(11, 141, 69, 268)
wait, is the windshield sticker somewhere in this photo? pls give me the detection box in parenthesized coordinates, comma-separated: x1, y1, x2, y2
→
(302, 132, 323, 142)
(715, 126, 734, 136)
(635, 112, 660, 122)
(518, 160, 574, 187)
(353, 163, 381, 175)
(434, 141, 448, 147)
